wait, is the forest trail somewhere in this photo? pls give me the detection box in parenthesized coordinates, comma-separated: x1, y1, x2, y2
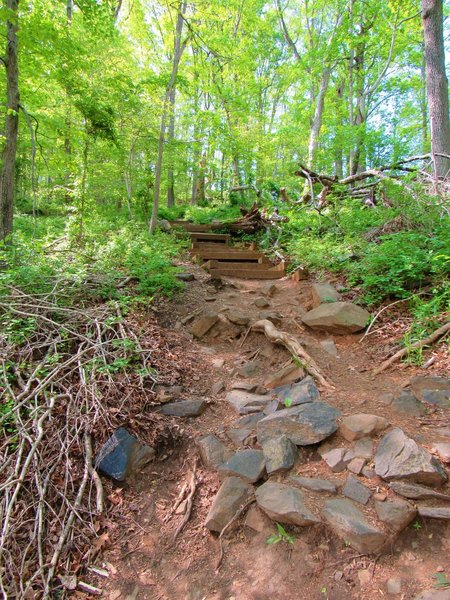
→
(100, 236, 449, 600)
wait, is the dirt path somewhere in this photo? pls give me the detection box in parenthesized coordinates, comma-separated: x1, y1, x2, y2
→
(99, 258, 449, 600)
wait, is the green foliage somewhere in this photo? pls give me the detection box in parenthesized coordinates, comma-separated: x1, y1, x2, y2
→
(266, 523, 295, 545)
(433, 573, 450, 590)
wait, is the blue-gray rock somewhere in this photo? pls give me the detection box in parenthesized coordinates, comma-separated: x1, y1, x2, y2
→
(375, 498, 417, 531)
(159, 399, 206, 417)
(176, 272, 195, 282)
(311, 283, 341, 307)
(388, 481, 450, 501)
(226, 390, 270, 415)
(390, 391, 425, 416)
(96, 428, 155, 481)
(204, 477, 254, 533)
(321, 447, 350, 472)
(257, 402, 340, 446)
(322, 499, 388, 554)
(410, 376, 450, 409)
(289, 476, 337, 493)
(345, 438, 374, 462)
(272, 375, 320, 407)
(342, 474, 372, 505)
(226, 427, 253, 446)
(255, 481, 320, 526)
(375, 428, 447, 487)
(417, 506, 450, 519)
(197, 435, 230, 469)
(261, 435, 298, 474)
(218, 449, 266, 483)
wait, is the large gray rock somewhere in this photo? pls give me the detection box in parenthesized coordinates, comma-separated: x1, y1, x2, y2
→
(190, 312, 219, 338)
(410, 376, 450, 409)
(226, 390, 270, 415)
(257, 402, 340, 446)
(322, 499, 388, 554)
(204, 477, 254, 533)
(342, 474, 372, 505)
(226, 427, 253, 446)
(96, 428, 155, 481)
(302, 302, 371, 334)
(227, 311, 250, 326)
(321, 447, 350, 472)
(340, 414, 389, 441)
(417, 506, 450, 520)
(272, 376, 320, 407)
(375, 428, 447, 487)
(390, 391, 426, 416)
(197, 435, 230, 469)
(255, 481, 320, 526)
(389, 481, 450, 501)
(344, 438, 374, 461)
(218, 449, 266, 483)
(311, 283, 341, 307)
(375, 498, 417, 531)
(264, 363, 305, 389)
(289, 476, 337, 493)
(159, 399, 206, 417)
(261, 435, 298, 474)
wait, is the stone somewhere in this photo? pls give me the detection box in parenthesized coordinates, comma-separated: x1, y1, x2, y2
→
(342, 474, 372, 505)
(389, 481, 450, 501)
(212, 358, 225, 369)
(434, 428, 450, 438)
(261, 282, 278, 297)
(263, 399, 279, 415)
(197, 435, 230, 469)
(264, 364, 305, 390)
(227, 311, 250, 326)
(414, 590, 450, 600)
(340, 414, 389, 441)
(261, 435, 298, 474)
(245, 505, 274, 533)
(211, 381, 225, 395)
(176, 272, 195, 282)
(218, 449, 266, 483)
(375, 428, 448, 487)
(347, 457, 367, 475)
(254, 297, 270, 308)
(417, 506, 450, 520)
(345, 438, 374, 461)
(390, 391, 425, 416)
(226, 427, 253, 446)
(257, 402, 340, 446)
(258, 311, 283, 326)
(190, 312, 219, 338)
(375, 498, 417, 531)
(96, 428, 155, 481)
(159, 399, 206, 417)
(289, 476, 337, 493)
(255, 481, 320, 526)
(410, 376, 450, 408)
(226, 390, 270, 415)
(422, 389, 450, 408)
(272, 376, 320, 406)
(433, 443, 450, 463)
(387, 578, 402, 594)
(320, 340, 339, 357)
(204, 477, 254, 532)
(362, 467, 376, 479)
(231, 382, 258, 392)
(322, 448, 350, 472)
(302, 302, 371, 335)
(233, 413, 265, 428)
(311, 283, 341, 307)
(373, 492, 387, 501)
(322, 498, 388, 554)
(238, 360, 262, 378)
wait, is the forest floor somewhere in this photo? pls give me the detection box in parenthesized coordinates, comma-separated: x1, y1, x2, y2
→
(96, 256, 449, 600)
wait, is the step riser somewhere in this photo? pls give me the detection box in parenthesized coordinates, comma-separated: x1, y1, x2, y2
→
(210, 269, 285, 280)
(193, 252, 265, 261)
(205, 260, 272, 270)
(190, 233, 230, 242)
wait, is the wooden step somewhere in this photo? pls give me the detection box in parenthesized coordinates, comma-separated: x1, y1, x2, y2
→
(170, 221, 213, 232)
(191, 241, 230, 250)
(193, 250, 266, 262)
(205, 260, 273, 270)
(189, 232, 230, 242)
(210, 268, 285, 280)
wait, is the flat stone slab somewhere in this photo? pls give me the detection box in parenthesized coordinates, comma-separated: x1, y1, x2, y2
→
(410, 376, 450, 409)
(322, 498, 388, 554)
(342, 474, 372, 505)
(261, 435, 298, 474)
(255, 481, 320, 526)
(264, 363, 305, 389)
(321, 448, 350, 472)
(340, 414, 389, 441)
(226, 427, 253, 446)
(290, 476, 337, 493)
(227, 311, 250, 326)
(204, 477, 254, 533)
(345, 438, 374, 461)
(302, 302, 371, 335)
(375, 498, 417, 531)
(159, 399, 206, 417)
(232, 413, 265, 428)
(375, 428, 447, 487)
(311, 283, 341, 307)
(417, 506, 450, 520)
(218, 449, 266, 483)
(197, 435, 230, 469)
(272, 375, 320, 407)
(389, 481, 450, 501)
(96, 428, 155, 481)
(390, 391, 426, 416)
(226, 390, 270, 415)
(190, 312, 219, 338)
(257, 402, 340, 446)
(254, 297, 270, 308)
(176, 272, 195, 281)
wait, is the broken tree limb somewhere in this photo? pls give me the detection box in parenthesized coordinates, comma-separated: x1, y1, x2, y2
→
(173, 458, 198, 542)
(250, 319, 333, 389)
(215, 497, 255, 571)
(373, 321, 450, 375)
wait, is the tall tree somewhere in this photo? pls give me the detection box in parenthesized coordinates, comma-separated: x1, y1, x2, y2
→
(0, 0, 20, 242)
(421, 0, 450, 179)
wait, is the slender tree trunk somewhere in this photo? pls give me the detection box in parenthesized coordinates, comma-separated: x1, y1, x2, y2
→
(166, 86, 176, 207)
(64, 0, 73, 203)
(149, 1, 187, 233)
(422, 0, 450, 179)
(79, 126, 89, 240)
(420, 49, 429, 153)
(307, 67, 330, 168)
(0, 0, 19, 242)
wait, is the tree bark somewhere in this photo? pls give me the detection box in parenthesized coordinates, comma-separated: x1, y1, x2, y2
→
(166, 86, 176, 207)
(422, 0, 450, 179)
(0, 0, 20, 242)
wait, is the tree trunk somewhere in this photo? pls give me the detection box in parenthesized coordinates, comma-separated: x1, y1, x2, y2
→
(307, 67, 330, 168)
(0, 0, 20, 242)
(166, 86, 176, 207)
(422, 0, 450, 179)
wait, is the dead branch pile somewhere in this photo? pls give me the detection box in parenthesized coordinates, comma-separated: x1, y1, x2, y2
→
(0, 285, 186, 598)
(223, 203, 271, 233)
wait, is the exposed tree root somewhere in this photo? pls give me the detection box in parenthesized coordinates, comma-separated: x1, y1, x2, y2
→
(250, 319, 333, 389)
(173, 459, 198, 542)
(215, 497, 255, 571)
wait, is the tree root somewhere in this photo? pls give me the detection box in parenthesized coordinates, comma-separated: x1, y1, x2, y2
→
(173, 459, 198, 542)
(250, 319, 333, 389)
(215, 498, 255, 571)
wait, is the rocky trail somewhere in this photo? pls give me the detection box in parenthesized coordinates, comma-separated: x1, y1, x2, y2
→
(97, 231, 449, 600)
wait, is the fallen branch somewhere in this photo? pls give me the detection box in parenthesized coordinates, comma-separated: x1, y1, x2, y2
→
(373, 321, 450, 375)
(251, 319, 333, 389)
(173, 459, 198, 542)
(216, 497, 255, 571)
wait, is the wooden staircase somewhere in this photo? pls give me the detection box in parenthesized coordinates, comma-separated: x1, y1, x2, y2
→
(188, 230, 285, 280)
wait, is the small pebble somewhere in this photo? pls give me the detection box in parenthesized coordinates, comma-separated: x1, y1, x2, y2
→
(436, 565, 445, 573)
(373, 492, 387, 501)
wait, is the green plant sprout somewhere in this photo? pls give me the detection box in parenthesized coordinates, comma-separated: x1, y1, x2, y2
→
(266, 523, 295, 545)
